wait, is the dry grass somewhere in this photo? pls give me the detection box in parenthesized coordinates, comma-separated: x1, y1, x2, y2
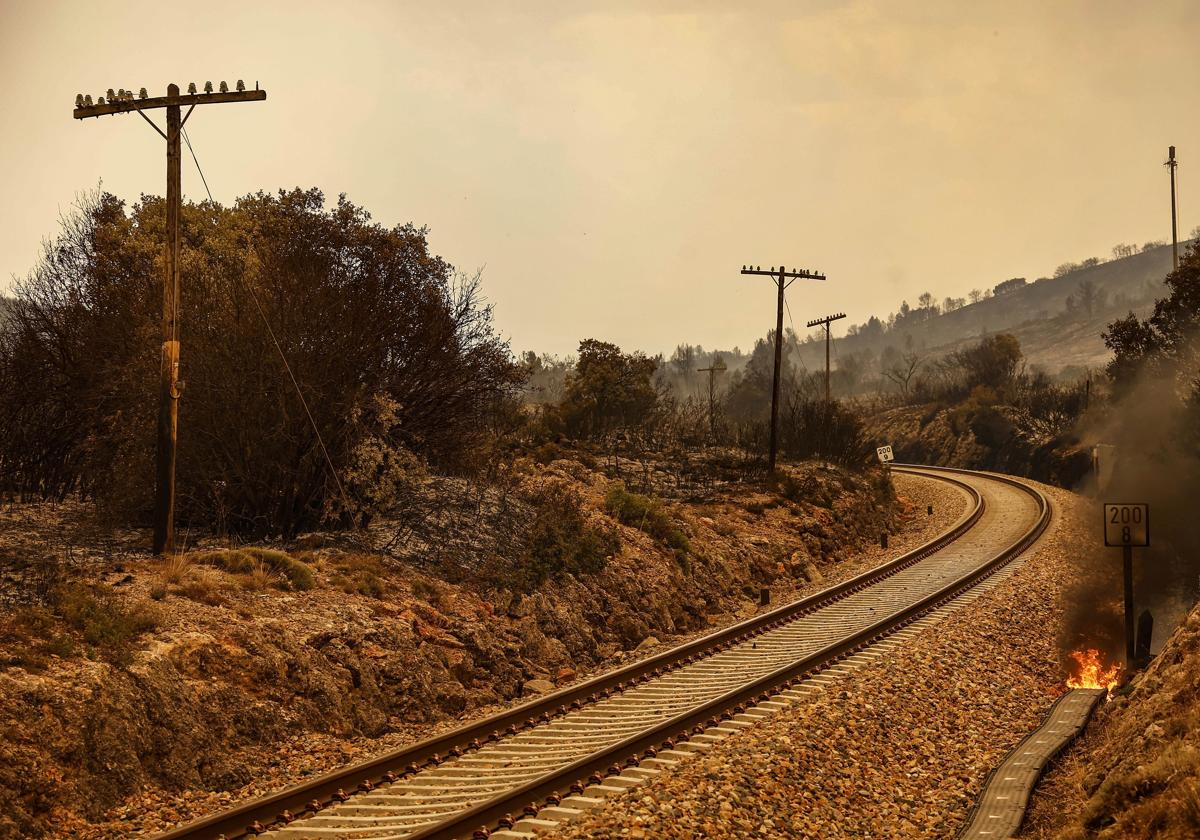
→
(174, 568, 226, 605)
(0, 607, 77, 671)
(240, 558, 284, 592)
(160, 552, 192, 585)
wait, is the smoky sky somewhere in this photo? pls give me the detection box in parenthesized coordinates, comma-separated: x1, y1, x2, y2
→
(1, 1, 1198, 357)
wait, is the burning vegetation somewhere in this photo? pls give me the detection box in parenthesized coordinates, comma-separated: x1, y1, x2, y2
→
(1064, 648, 1121, 692)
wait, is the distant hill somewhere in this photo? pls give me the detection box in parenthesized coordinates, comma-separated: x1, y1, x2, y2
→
(798, 242, 1188, 376)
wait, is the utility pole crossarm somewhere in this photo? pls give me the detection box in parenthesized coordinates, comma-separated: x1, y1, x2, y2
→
(804, 312, 846, 329)
(740, 265, 826, 282)
(73, 87, 266, 120)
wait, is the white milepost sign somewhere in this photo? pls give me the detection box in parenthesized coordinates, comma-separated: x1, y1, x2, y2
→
(1104, 503, 1149, 547)
(876, 445, 894, 464)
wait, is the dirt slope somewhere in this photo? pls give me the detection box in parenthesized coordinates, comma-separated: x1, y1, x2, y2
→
(0, 458, 923, 839)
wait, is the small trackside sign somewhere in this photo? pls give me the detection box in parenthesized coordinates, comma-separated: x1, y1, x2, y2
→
(876, 445, 894, 463)
(1104, 503, 1149, 547)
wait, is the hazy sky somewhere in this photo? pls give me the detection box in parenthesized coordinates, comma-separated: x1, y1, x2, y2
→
(2, 1, 1197, 357)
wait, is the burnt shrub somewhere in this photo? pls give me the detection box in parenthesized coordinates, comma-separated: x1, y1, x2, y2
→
(777, 391, 871, 468)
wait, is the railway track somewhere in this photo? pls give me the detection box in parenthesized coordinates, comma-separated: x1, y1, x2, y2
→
(154, 465, 1050, 840)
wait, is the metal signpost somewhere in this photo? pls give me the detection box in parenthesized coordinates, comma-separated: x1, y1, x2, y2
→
(1104, 503, 1149, 664)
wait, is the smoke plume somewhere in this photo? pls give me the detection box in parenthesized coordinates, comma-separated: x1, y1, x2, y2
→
(1061, 349, 1200, 666)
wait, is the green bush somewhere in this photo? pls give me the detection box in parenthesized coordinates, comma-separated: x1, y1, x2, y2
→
(410, 576, 445, 606)
(481, 481, 620, 593)
(533, 442, 563, 465)
(193, 547, 315, 591)
(50, 583, 158, 666)
(604, 482, 690, 557)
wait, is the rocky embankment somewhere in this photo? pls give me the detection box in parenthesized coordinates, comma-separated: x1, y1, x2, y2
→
(1020, 600, 1200, 840)
(547, 482, 1087, 839)
(866, 404, 1091, 489)
(0, 459, 926, 839)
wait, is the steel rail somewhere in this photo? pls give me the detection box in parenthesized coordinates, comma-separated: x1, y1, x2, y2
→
(151, 467, 992, 840)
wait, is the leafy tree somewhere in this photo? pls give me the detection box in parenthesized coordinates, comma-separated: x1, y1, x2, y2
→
(556, 339, 659, 439)
(953, 333, 1022, 391)
(1104, 242, 1200, 392)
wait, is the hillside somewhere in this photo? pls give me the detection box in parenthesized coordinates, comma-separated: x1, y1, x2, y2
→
(796, 242, 1184, 376)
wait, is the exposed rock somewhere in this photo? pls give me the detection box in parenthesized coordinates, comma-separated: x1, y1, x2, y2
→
(634, 635, 660, 652)
(522, 679, 555, 695)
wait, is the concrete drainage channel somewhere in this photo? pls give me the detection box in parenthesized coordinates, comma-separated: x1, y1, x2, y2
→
(153, 466, 1050, 840)
(957, 688, 1108, 840)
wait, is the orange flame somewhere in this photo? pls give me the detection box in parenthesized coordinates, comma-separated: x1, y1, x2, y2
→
(1066, 648, 1121, 691)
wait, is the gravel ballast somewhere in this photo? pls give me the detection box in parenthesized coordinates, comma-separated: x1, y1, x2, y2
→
(548, 481, 1086, 839)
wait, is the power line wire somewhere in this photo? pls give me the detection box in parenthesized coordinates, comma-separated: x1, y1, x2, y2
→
(181, 130, 352, 515)
(181, 128, 213, 203)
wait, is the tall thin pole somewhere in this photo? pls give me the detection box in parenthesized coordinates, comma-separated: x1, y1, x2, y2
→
(154, 85, 182, 555)
(709, 367, 716, 438)
(697, 360, 725, 440)
(73, 80, 267, 554)
(824, 322, 831, 403)
(740, 264, 827, 472)
(1123, 543, 1135, 665)
(806, 312, 846, 405)
(1167, 145, 1179, 271)
(770, 269, 785, 471)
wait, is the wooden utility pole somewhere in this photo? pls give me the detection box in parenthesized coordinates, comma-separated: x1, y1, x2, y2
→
(73, 81, 267, 554)
(739, 264, 826, 471)
(696, 356, 727, 440)
(806, 312, 846, 403)
(1166, 145, 1179, 271)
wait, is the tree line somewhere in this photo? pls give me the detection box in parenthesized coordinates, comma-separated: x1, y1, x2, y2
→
(0, 189, 520, 537)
